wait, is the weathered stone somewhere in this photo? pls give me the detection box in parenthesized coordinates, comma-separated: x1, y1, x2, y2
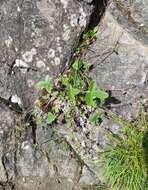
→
(0, 160, 7, 182)
(79, 166, 100, 188)
(0, 105, 17, 182)
(0, 0, 93, 108)
(0, 0, 96, 189)
(85, 0, 148, 119)
(110, 0, 148, 44)
(1, 0, 148, 189)
(14, 124, 83, 190)
(15, 177, 78, 190)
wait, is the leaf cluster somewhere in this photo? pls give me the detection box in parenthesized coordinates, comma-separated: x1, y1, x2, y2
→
(35, 58, 108, 125)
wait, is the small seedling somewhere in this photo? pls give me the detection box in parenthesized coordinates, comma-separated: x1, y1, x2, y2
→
(82, 27, 98, 42)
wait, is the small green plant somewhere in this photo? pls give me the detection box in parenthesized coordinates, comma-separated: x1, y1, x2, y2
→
(34, 27, 108, 126)
(35, 58, 108, 126)
(101, 113, 148, 190)
(75, 27, 98, 56)
(85, 80, 108, 107)
(82, 27, 98, 42)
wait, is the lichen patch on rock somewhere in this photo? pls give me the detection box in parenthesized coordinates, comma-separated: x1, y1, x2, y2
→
(60, 0, 69, 9)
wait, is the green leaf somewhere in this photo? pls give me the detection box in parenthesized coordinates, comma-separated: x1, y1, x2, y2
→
(85, 81, 108, 106)
(68, 86, 80, 102)
(85, 90, 96, 107)
(82, 60, 89, 71)
(93, 27, 98, 34)
(83, 33, 89, 41)
(35, 81, 47, 89)
(47, 112, 56, 124)
(60, 75, 69, 86)
(42, 94, 50, 100)
(85, 81, 97, 107)
(89, 111, 102, 124)
(89, 80, 97, 91)
(32, 109, 37, 116)
(82, 27, 98, 41)
(36, 116, 43, 125)
(95, 89, 109, 100)
(35, 75, 53, 93)
(72, 60, 79, 70)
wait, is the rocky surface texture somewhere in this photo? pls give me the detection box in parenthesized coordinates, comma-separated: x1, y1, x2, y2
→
(0, 0, 94, 108)
(0, 0, 148, 190)
(85, 0, 148, 119)
(0, 0, 104, 189)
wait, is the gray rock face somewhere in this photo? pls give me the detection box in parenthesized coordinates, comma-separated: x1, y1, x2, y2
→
(14, 126, 83, 190)
(0, 0, 97, 189)
(110, 0, 148, 44)
(0, 0, 148, 189)
(0, 0, 93, 108)
(85, 0, 148, 118)
(0, 105, 17, 182)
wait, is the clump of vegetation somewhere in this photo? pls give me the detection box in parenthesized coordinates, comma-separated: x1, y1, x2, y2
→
(101, 112, 148, 190)
(34, 27, 108, 126)
(35, 59, 108, 126)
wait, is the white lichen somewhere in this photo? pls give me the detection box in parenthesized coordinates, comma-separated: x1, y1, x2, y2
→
(27, 80, 35, 87)
(57, 47, 62, 53)
(48, 49, 55, 58)
(15, 47, 18, 52)
(17, 6, 21, 12)
(31, 48, 37, 55)
(5, 36, 13, 47)
(79, 7, 87, 27)
(15, 59, 29, 68)
(22, 51, 34, 63)
(21, 141, 31, 150)
(31, 32, 35, 37)
(54, 57, 61, 65)
(11, 95, 22, 105)
(14, 59, 29, 73)
(22, 49, 36, 63)
(70, 14, 78, 27)
(56, 37, 60, 42)
(0, 130, 4, 135)
(36, 60, 46, 69)
(63, 24, 71, 41)
(60, 0, 69, 9)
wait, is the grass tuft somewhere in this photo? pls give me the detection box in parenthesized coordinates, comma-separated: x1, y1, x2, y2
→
(101, 111, 148, 190)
